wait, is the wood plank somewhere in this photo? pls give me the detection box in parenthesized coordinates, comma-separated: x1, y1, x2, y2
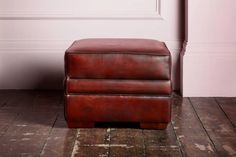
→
(1, 90, 63, 112)
(0, 90, 10, 108)
(110, 128, 143, 147)
(172, 95, 217, 157)
(0, 90, 37, 138)
(143, 124, 182, 157)
(109, 146, 144, 157)
(108, 123, 182, 157)
(190, 97, 236, 157)
(0, 112, 57, 156)
(0, 111, 18, 137)
(0, 90, 36, 112)
(145, 147, 182, 157)
(109, 128, 145, 157)
(40, 114, 77, 157)
(71, 128, 110, 157)
(33, 90, 63, 111)
(73, 146, 109, 157)
(215, 97, 236, 127)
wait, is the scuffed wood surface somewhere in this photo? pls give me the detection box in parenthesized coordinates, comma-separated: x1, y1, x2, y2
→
(0, 91, 236, 157)
(190, 97, 236, 157)
(215, 97, 236, 127)
(172, 95, 217, 157)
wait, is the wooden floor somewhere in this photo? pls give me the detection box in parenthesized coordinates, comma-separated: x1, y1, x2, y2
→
(0, 91, 235, 157)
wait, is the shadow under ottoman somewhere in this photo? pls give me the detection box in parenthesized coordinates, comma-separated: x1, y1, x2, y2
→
(64, 38, 172, 129)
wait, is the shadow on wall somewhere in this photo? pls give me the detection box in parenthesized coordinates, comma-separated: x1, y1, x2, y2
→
(0, 52, 64, 89)
(179, 0, 185, 40)
(172, 0, 185, 91)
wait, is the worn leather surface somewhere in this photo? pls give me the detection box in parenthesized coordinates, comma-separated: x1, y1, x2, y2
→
(64, 38, 172, 127)
(65, 38, 171, 80)
(66, 79, 171, 95)
(65, 95, 171, 123)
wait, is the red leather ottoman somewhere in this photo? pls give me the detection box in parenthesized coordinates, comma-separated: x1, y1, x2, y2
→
(64, 38, 172, 129)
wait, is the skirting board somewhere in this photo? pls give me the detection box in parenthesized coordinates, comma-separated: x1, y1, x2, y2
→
(181, 42, 236, 97)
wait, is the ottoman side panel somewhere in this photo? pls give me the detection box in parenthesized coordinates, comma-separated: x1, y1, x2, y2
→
(66, 79, 171, 95)
(65, 95, 171, 123)
(66, 53, 170, 80)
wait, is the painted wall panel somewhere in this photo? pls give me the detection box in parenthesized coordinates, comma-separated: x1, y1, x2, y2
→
(182, 0, 236, 96)
(0, 0, 184, 90)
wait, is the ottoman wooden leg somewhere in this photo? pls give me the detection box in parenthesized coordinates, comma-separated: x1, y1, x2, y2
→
(140, 122, 168, 129)
(67, 122, 95, 128)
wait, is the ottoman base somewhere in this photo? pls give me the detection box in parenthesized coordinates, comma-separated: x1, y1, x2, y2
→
(65, 95, 171, 130)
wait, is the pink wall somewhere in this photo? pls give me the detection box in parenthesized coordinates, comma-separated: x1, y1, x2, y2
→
(2, 0, 235, 96)
(0, 0, 184, 90)
(181, 0, 236, 97)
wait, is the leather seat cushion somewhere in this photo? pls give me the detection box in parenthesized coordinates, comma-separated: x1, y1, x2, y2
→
(65, 38, 171, 80)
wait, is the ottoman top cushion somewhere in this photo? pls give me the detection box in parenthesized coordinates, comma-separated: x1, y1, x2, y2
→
(66, 38, 170, 56)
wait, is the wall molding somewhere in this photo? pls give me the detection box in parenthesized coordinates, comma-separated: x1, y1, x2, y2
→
(0, 39, 182, 53)
(0, 0, 163, 20)
(184, 42, 236, 54)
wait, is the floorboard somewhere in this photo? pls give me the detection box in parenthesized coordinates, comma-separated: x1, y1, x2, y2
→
(0, 112, 57, 156)
(190, 97, 236, 157)
(0, 90, 36, 112)
(0, 111, 19, 137)
(215, 97, 236, 128)
(172, 95, 217, 157)
(72, 128, 110, 157)
(109, 128, 145, 157)
(143, 125, 182, 157)
(40, 114, 77, 157)
(0, 90, 10, 108)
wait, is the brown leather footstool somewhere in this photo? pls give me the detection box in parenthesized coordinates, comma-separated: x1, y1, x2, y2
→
(64, 38, 172, 129)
